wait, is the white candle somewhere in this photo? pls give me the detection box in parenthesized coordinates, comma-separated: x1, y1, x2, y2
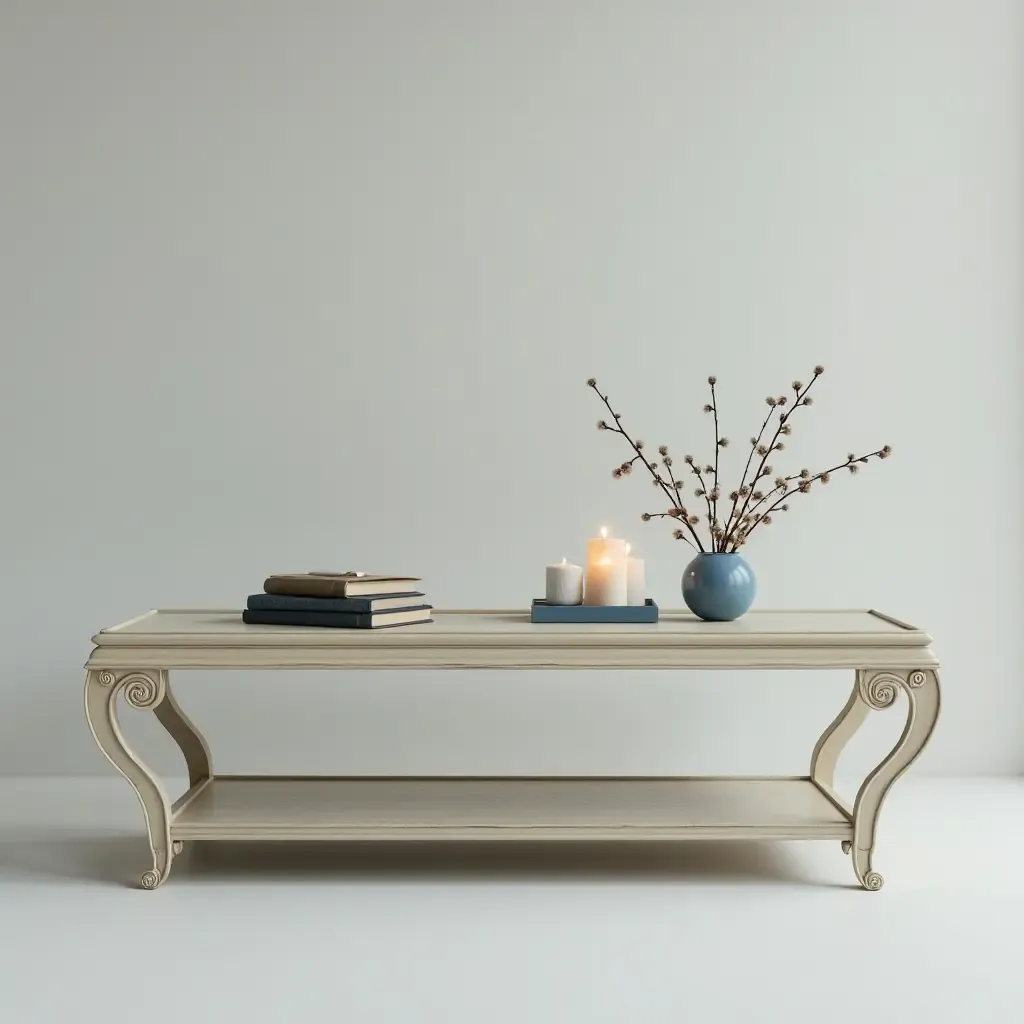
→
(546, 557, 584, 605)
(583, 526, 627, 606)
(625, 543, 645, 606)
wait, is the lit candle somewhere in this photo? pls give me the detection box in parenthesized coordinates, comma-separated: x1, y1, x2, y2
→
(625, 543, 645, 606)
(546, 557, 584, 605)
(583, 526, 627, 606)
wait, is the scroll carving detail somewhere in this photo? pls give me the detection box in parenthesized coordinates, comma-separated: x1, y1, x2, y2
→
(121, 672, 165, 710)
(93, 670, 166, 708)
(857, 671, 904, 710)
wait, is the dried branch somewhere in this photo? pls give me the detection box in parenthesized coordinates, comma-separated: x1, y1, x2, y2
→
(724, 367, 824, 548)
(730, 446, 892, 550)
(641, 511, 697, 550)
(725, 406, 775, 545)
(589, 381, 705, 551)
(587, 368, 890, 557)
(707, 377, 721, 539)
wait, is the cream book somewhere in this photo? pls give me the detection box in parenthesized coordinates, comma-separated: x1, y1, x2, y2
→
(264, 572, 423, 598)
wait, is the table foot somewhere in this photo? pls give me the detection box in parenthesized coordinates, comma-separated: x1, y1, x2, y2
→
(851, 846, 884, 890)
(851, 856, 884, 888)
(140, 841, 186, 889)
(141, 868, 163, 890)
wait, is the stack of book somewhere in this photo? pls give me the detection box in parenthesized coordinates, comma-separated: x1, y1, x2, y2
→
(242, 573, 432, 629)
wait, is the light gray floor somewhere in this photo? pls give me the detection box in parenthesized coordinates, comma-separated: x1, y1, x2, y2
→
(2, 777, 1022, 1024)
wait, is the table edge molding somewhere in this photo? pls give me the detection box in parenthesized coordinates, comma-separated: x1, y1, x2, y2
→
(85, 646, 939, 670)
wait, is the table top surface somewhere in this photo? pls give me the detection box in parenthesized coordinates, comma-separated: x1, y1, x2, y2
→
(86, 609, 936, 670)
(93, 609, 929, 646)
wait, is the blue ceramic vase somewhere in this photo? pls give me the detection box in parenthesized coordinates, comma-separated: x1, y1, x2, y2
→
(682, 553, 756, 622)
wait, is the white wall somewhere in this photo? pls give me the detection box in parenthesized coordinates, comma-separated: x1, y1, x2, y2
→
(1, 0, 1020, 778)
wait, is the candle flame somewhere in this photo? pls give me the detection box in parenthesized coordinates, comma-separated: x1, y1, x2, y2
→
(561, 557, 566, 565)
(600, 526, 608, 539)
(625, 543, 631, 555)
(598, 557, 611, 566)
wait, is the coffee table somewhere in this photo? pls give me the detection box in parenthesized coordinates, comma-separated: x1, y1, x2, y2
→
(84, 609, 940, 890)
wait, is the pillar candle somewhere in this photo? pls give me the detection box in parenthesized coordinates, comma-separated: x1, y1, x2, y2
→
(625, 544, 645, 606)
(546, 558, 584, 605)
(583, 527, 627, 606)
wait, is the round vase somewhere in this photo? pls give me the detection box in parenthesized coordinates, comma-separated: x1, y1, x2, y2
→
(682, 553, 756, 622)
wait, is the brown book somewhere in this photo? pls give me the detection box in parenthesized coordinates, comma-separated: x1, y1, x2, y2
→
(264, 573, 423, 598)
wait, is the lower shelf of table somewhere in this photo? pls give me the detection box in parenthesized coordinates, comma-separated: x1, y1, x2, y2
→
(170, 776, 852, 842)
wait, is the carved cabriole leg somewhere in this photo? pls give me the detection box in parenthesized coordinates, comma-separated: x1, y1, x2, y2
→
(84, 669, 173, 889)
(811, 670, 871, 793)
(849, 669, 941, 891)
(153, 669, 211, 859)
(811, 671, 870, 856)
(153, 669, 212, 787)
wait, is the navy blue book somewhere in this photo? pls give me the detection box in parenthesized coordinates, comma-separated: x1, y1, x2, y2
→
(242, 606, 432, 629)
(247, 592, 426, 614)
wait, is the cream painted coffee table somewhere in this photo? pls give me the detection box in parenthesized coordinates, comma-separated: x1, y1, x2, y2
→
(84, 609, 939, 890)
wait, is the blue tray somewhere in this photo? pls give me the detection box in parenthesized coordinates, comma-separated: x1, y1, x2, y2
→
(530, 599, 659, 623)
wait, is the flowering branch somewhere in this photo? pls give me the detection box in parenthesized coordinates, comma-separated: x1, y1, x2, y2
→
(587, 368, 892, 555)
(684, 455, 717, 540)
(728, 446, 892, 550)
(588, 379, 705, 551)
(707, 377, 721, 527)
(724, 367, 824, 548)
(640, 511, 698, 550)
(724, 405, 774, 542)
